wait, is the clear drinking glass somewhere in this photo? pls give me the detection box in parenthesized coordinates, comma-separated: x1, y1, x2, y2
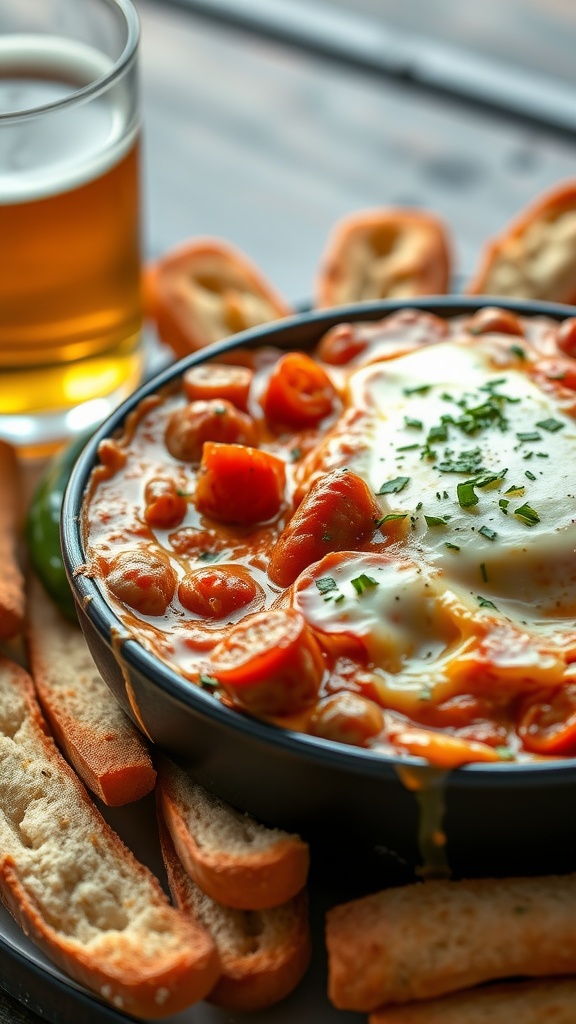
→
(0, 0, 143, 456)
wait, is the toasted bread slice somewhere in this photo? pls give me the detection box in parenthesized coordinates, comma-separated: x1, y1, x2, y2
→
(26, 575, 156, 806)
(326, 875, 576, 1011)
(0, 440, 25, 639)
(144, 237, 293, 357)
(314, 207, 452, 308)
(158, 806, 311, 1011)
(369, 978, 576, 1024)
(466, 179, 576, 301)
(156, 754, 309, 910)
(0, 656, 221, 1019)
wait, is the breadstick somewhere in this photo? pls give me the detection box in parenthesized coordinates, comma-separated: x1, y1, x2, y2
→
(27, 575, 156, 806)
(326, 875, 576, 1011)
(369, 978, 576, 1024)
(0, 440, 25, 639)
(0, 655, 220, 1018)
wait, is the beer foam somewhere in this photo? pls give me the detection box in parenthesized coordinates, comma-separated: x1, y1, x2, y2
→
(0, 36, 138, 202)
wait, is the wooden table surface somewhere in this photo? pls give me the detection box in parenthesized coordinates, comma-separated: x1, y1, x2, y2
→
(2, 1, 576, 1020)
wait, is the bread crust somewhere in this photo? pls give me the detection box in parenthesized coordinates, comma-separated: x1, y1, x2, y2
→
(26, 575, 156, 806)
(157, 805, 311, 1011)
(0, 656, 220, 1018)
(326, 875, 576, 1011)
(156, 753, 310, 909)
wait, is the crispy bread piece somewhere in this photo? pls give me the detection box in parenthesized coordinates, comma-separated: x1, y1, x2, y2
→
(26, 575, 156, 806)
(158, 807, 311, 1011)
(156, 754, 310, 910)
(466, 179, 576, 301)
(326, 875, 576, 1011)
(144, 237, 293, 357)
(369, 978, 576, 1024)
(0, 656, 220, 1019)
(314, 207, 452, 308)
(0, 440, 25, 639)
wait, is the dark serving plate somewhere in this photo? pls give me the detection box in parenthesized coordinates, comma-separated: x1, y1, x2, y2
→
(61, 297, 576, 888)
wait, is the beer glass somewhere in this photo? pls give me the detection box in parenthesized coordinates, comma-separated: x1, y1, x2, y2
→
(0, 0, 143, 455)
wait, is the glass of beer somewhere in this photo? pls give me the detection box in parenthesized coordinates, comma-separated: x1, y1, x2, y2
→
(0, 0, 143, 456)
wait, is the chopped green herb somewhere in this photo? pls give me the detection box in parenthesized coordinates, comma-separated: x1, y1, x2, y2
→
(525, 470, 536, 481)
(377, 476, 410, 495)
(289, 446, 302, 462)
(404, 416, 423, 429)
(496, 746, 516, 762)
(457, 480, 479, 508)
(397, 443, 420, 452)
(198, 551, 221, 563)
(480, 562, 488, 582)
(334, 593, 345, 603)
(479, 525, 497, 541)
(509, 344, 527, 359)
(516, 431, 541, 443)
(350, 573, 379, 595)
(536, 417, 564, 433)
(504, 485, 525, 497)
(315, 576, 338, 594)
(375, 513, 408, 527)
(427, 423, 449, 444)
(424, 514, 451, 527)
(403, 384, 431, 395)
(513, 502, 540, 526)
(499, 498, 509, 514)
(445, 542, 460, 551)
(477, 596, 498, 610)
(199, 673, 219, 691)
(322, 532, 332, 542)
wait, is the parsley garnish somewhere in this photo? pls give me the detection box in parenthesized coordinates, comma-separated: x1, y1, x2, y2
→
(316, 576, 338, 594)
(375, 513, 408, 527)
(525, 470, 536, 481)
(536, 417, 564, 433)
(403, 384, 431, 395)
(445, 542, 460, 551)
(516, 431, 541, 443)
(199, 551, 221, 563)
(479, 525, 497, 541)
(513, 502, 540, 526)
(457, 480, 479, 508)
(377, 476, 410, 495)
(477, 596, 498, 610)
(424, 514, 451, 527)
(350, 574, 379, 595)
(404, 416, 423, 429)
(199, 673, 219, 691)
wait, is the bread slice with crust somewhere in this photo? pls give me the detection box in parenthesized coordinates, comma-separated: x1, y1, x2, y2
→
(156, 753, 310, 910)
(26, 575, 156, 806)
(0, 655, 221, 1019)
(157, 806, 311, 1011)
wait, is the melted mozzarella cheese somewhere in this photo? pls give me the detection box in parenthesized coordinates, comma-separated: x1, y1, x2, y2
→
(343, 338, 576, 623)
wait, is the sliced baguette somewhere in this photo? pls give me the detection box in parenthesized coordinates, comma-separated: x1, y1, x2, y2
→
(157, 805, 311, 1011)
(156, 753, 310, 909)
(26, 575, 156, 806)
(369, 978, 576, 1024)
(0, 655, 221, 1018)
(326, 875, 576, 1011)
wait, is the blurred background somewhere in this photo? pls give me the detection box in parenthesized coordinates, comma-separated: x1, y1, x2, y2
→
(136, 0, 576, 301)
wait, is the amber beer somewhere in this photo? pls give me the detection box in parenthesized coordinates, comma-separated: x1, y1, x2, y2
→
(0, 25, 143, 451)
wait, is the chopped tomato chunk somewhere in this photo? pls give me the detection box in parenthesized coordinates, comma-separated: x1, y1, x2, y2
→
(210, 607, 324, 716)
(268, 470, 380, 587)
(261, 352, 337, 427)
(195, 442, 286, 525)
